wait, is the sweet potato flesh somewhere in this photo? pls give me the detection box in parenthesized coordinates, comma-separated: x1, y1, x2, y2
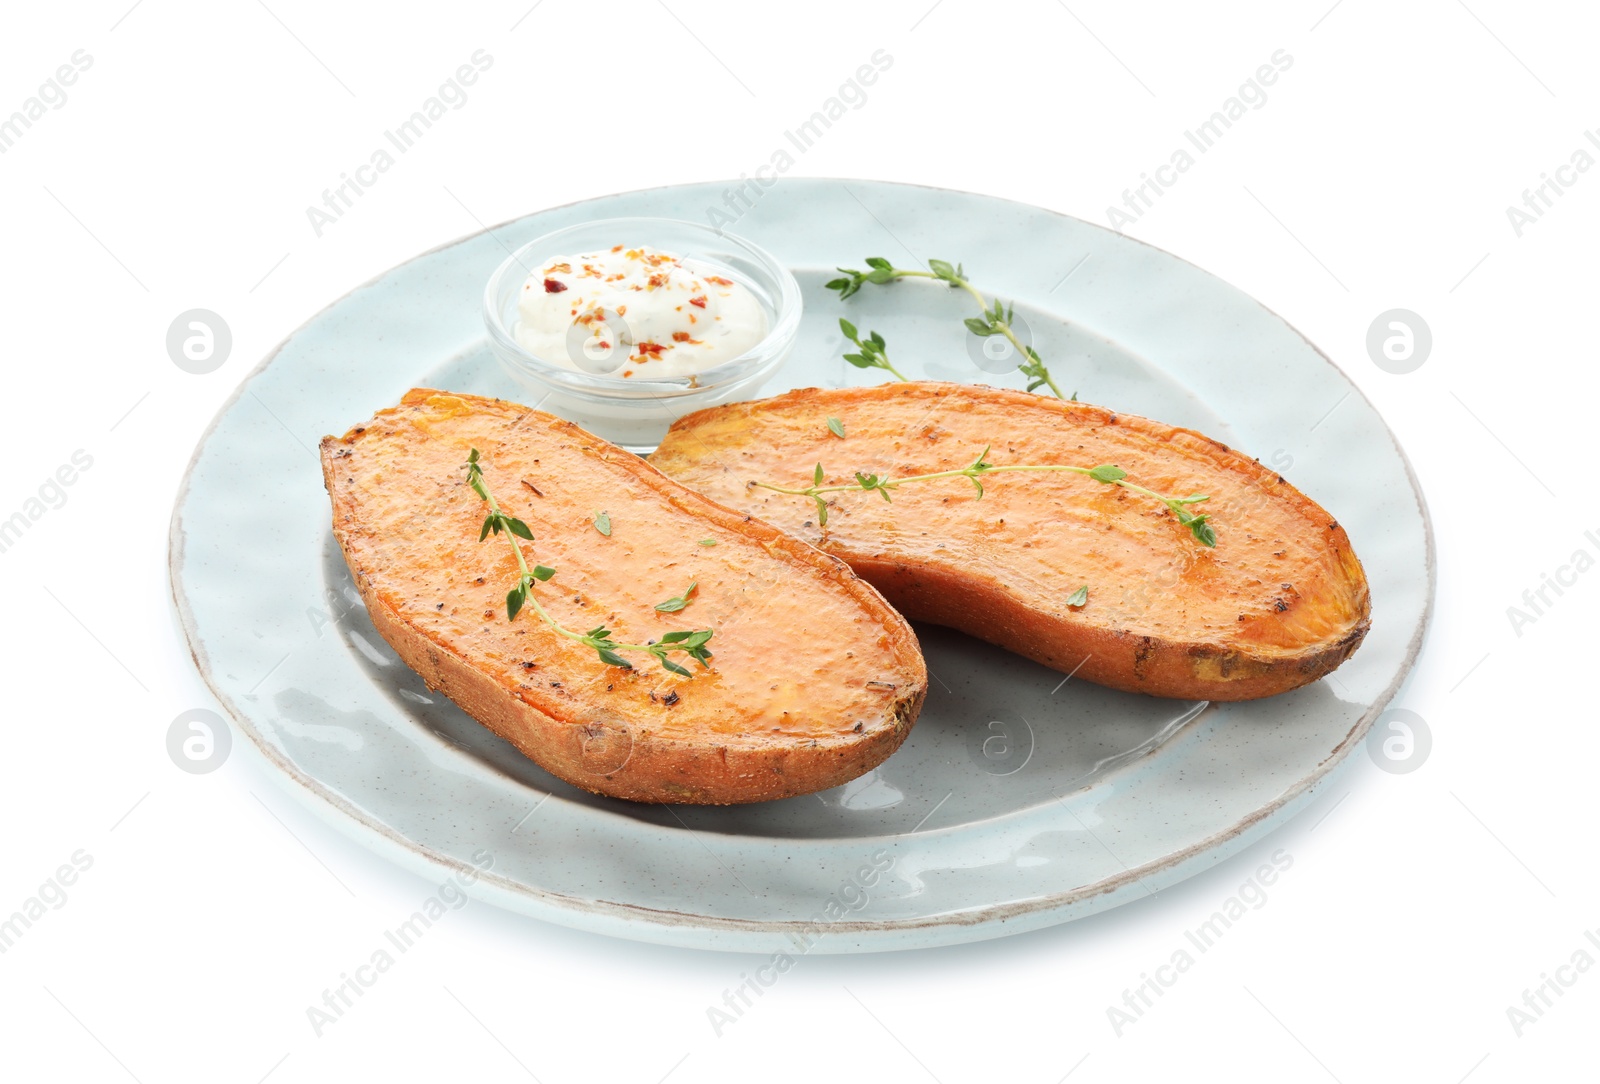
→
(652, 383, 1371, 700)
(322, 391, 925, 801)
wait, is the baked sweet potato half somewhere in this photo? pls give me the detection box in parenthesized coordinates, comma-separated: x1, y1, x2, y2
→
(320, 389, 926, 804)
(652, 382, 1370, 701)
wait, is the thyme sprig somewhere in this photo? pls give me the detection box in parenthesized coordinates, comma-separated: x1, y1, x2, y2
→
(750, 446, 1215, 546)
(827, 257, 1068, 399)
(838, 318, 907, 381)
(465, 449, 714, 676)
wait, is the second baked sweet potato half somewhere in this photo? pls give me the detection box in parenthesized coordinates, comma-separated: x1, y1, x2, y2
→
(651, 382, 1370, 701)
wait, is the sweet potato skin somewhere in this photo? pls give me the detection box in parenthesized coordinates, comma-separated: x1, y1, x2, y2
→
(321, 389, 926, 804)
(652, 382, 1371, 701)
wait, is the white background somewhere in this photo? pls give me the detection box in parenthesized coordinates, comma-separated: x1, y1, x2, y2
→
(2, 1, 1596, 1080)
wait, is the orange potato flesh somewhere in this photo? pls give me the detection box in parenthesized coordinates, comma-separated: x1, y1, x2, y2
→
(651, 382, 1370, 701)
(321, 389, 926, 803)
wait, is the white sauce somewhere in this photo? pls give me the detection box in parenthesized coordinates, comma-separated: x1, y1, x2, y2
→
(515, 246, 766, 378)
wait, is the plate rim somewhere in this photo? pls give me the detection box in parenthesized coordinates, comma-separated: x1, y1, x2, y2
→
(168, 177, 1437, 949)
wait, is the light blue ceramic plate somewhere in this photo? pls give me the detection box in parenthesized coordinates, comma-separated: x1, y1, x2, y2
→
(169, 180, 1433, 953)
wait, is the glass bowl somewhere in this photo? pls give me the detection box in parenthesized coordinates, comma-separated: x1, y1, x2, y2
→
(483, 216, 802, 450)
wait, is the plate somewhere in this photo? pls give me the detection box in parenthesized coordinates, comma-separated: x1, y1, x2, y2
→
(169, 180, 1433, 953)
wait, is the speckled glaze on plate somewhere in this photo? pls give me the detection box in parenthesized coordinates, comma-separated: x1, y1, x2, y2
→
(169, 180, 1433, 953)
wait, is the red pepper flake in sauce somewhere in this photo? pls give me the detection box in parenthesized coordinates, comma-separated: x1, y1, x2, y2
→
(647, 272, 669, 291)
(547, 262, 571, 274)
(706, 275, 733, 286)
(671, 331, 700, 344)
(636, 341, 667, 357)
(543, 278, 568, 293)
(689, 295, 708, 308)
